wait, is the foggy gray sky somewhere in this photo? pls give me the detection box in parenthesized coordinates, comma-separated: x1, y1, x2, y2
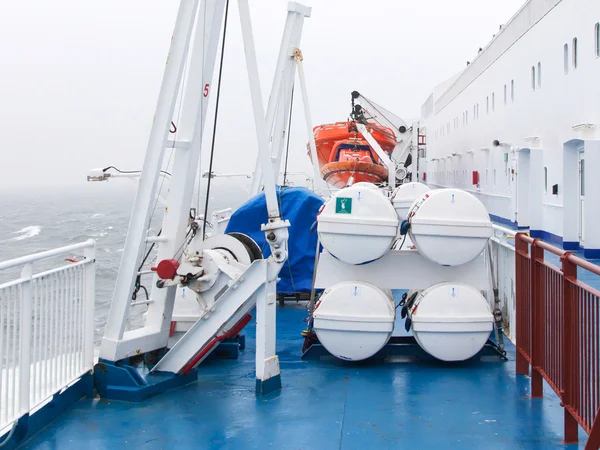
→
(0, 0, 524, 190)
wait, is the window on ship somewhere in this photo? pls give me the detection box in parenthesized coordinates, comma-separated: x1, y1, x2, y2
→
(538, 62, 542, 88)
(573, 37, 578, 69)
(544, 167, 548, 193)
(504, 84, 507, 104)
(511, 80, 514, 102)
(531, 66, 536, 91)
(596, 23, 600, 57)
(564, 43, 569, 74)
(492, 92, 495, 111)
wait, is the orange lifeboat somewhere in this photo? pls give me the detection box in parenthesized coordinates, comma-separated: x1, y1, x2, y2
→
(308, 121, 396, 188)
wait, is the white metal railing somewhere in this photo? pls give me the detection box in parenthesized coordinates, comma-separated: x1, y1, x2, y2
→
(0, 239, 96, 432)
(488, 224, 518, 342)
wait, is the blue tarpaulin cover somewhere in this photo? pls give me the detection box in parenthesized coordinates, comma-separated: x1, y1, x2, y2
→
(224, 186, 324, 294)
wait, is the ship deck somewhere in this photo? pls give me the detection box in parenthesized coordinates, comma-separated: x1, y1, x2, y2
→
(21, 299, 587, 449)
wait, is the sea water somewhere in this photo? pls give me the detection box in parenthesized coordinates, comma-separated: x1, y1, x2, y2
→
(0, 180, 250, 347)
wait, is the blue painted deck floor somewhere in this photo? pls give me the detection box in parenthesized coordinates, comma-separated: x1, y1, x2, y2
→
(22, 302, 587, 449)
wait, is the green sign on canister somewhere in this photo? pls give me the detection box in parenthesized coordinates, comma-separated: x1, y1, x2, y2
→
(335, 197, 352, 214)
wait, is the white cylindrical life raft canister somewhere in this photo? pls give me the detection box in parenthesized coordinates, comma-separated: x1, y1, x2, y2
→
(407, 188, 492, 266)
(391, 182, 430, 221)
(408, 282, 493, 361)
(317, 184, 399, 265)
(312, 281, 395, 361)
(352, 182, 379, 189)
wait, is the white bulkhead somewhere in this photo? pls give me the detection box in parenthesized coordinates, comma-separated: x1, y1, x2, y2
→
(312, 281, 395, 361)
(408, 188, 492, 266)
(408, 282, 493, 361)
(317, 184, 399, 265)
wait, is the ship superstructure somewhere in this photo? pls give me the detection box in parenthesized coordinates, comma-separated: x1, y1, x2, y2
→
(418, 0, 600, 257)
(2, 1, 600, 449)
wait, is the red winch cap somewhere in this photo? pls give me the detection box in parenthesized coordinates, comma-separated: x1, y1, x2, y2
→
(152, 259, 180, 280)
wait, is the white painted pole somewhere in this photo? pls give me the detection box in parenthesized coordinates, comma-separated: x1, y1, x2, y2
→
(104, 0, 229, 361)
(249, 3, 311, 197)
(83, 243, 96, 371)
(356, 123, 395, 189)
(238, 0, 280, 218)
(18, 263, 32, 417)
(411, 121, 419, 181)
(296, 57, 327, 193)
(268, 22, 305, 182)
(254, 280, 278, 379)
(249, 11, 295, 197)
(101, 0, 200, 355)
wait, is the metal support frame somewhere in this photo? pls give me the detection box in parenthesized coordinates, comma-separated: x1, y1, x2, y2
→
(296, 52, 327, 194)
(249, 2, 318, 197)
(302, 335, 507, 361)
(351, 91, 412, 175)
(307, 246, 503, 362)
(100, 0, 209, 361)
(98, 0, 297, 397)
(238, 0, 289, 393)
(355, 123, 396, 189)
(352, 92, 406, 144)
(314, 249, 489, 291)
(410, 121, 419, 181)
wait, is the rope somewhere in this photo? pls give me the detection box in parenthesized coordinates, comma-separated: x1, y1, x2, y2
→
(196, 0, 208, 213)
(102, 166, 171, 177)
(0, 422, 17, 447)
(282, 84, 295, 187)
(202, 0, 230, 241)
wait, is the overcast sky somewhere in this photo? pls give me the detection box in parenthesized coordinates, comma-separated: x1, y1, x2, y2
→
(0, 0, 524, 190)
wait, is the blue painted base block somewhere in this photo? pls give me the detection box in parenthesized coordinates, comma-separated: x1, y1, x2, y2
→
(22, 304, 588, 449)
(94, 359, 198, 402)
(255, 374, 282, 396)
(94, 334, 246, 402)
(0, 373, 93, 450)
(207, 336, 245, 360)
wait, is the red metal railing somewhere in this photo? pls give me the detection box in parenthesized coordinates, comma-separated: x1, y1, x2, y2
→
(516, 233, 600, 449)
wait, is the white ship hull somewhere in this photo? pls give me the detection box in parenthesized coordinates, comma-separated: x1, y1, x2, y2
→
(419, 0, 600, 257)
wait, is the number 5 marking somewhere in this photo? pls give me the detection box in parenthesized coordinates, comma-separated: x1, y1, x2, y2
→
(203, 84, 210, 97)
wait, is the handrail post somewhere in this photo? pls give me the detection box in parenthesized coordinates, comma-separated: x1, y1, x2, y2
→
(18, 263, 33, 417)
(587, 406, 600, 450)
(530, 239, 543, 398)
(561, 252, 578, 443)
(515, 233, 529, 375)
(83, 243, 96, 371)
